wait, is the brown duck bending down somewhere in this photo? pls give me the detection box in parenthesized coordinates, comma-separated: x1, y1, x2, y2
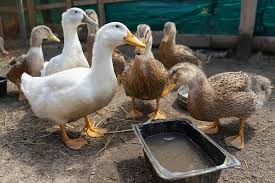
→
(159, 22, 209, 69)
(6, 25, 59, 100)
(169, 63, 273, 149)
(85, 9, 126, 83)
(122, 24, 175, 120)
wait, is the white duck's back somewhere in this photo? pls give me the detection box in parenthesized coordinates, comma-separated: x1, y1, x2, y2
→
(22, 66, 117, 123)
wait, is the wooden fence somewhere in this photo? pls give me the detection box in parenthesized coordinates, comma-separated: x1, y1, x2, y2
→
(0, 0, 271, 57)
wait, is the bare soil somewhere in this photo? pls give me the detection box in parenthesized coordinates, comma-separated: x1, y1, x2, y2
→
(0, 43, 274, 183)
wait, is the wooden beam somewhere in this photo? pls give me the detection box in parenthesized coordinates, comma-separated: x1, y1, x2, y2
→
(97, 0, 106, 26)
(236, 0, 258, 59)
(16, 0, 27, 45)
(26, 0, 36, 29)
(65, 0, 72, 10)
(38, 2, 66, 10)
(73, 0, 132, 6)
(73, 0, 97, 6)
(103, 0, 134, 3)
(0, 17, 3, 36)
(0, 6, 21, 13)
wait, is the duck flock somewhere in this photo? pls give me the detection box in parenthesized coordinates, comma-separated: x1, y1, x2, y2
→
(4, 7, 273, 150)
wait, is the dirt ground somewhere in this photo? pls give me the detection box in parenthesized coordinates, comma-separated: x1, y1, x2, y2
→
(0, 42, 274, 183)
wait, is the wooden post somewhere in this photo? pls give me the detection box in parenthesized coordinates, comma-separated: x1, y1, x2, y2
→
(16, 0, 27, 45)
(27, 0, 36, 29)
(236, 0, 258, 59)
(97, 0, 106, 26)
(0, 17, 3, 36)
(65, 0, 72, 10)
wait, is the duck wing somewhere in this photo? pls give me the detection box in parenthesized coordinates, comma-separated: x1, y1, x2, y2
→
(174, 45, 202, 67)
(112, 49, 126, 77)
(8, 55, 26, 65)
(6, 55, 28, 83)
(122, 57, 168, 99)
(208, 72, 249, 94)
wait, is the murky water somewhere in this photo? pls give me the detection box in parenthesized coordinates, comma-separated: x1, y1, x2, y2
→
(145, 133, 214, 172)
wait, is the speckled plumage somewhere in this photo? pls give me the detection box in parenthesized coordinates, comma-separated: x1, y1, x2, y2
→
(170, 63, 272, 121)
(122, 56, 168, 100)
(159, 22, 205, 69)
(122, 24, 169, 100)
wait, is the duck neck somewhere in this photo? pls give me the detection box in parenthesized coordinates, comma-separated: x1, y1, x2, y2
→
(62, 23, 82, 52)
(188, 70, 214, 104)
(30, 33, 43, 48)
(90, 38, 115, 79)
(165, 31, 176, 49)
(143, 38, 154, 59)
(87, 24, 98, 36)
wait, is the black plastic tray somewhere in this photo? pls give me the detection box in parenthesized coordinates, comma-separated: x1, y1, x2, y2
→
(0, 77, 7, 97)
(133, 119, 240, 183)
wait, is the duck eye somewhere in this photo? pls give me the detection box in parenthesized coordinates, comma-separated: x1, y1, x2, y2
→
(115, 25, 120, 28)
(74, 10, 78, 14)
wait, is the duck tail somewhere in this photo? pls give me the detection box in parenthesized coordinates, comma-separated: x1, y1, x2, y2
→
(248, 73, 273, 108)
(21, 72, 32, 96)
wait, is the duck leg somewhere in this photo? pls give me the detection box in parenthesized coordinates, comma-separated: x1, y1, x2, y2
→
(148, 98, 166, 120)
(59, 124, 87, 150)
(197, 119, 219, 134)
(84, 116, 107, 138)
(225, 118, 245, 149)
(126, 97, 143, 119)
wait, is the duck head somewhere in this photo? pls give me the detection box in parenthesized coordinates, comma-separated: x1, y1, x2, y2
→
(134, 24, 153, 56)
(85, 9, 99, 35)
(96, 22, 145, 49)
(62, 7, 97, 28)
(30, 25, 60, 46)
(162, 21, 176, 42)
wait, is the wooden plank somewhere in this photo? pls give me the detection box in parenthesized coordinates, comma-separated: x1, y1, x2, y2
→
(73, 0, 97, 6)
(0, 17, 3, 36)
(26, 0, 36, 29)
(73, 0, 132, 6)
(236, 0, 258, 59)
(38, 2, 66, 10)
(103, 0, 133, 3)
(16, 0, 27, 45)
(0, 6, 20, 13)
(151, 32, 238, 49)
(97, 0, 106, 26)
(65, 0, 72, 9)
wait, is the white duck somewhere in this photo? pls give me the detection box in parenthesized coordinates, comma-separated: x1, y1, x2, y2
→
(42, 7, 97, 76)
(21, 22, 145, 150)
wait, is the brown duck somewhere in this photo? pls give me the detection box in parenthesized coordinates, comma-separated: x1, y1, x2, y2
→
(85, 9, 126, 82)
(122, 24, 175, 120)
(169, 63, 273, 149)
(159, 22, 209, 69)
(6, 25, 60, 100)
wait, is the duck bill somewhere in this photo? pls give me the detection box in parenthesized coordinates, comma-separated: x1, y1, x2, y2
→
(124, 31, 145, 48)
(82, 14, 98, 25)
(47, 34, 60, 42)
